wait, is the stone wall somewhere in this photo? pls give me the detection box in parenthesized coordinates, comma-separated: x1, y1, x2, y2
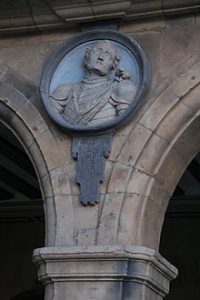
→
(0, 12, 200, 300)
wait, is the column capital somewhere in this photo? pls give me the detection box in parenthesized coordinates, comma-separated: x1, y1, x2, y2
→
(33, 245, 177, 299)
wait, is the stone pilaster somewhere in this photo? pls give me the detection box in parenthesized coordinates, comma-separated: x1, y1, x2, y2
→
(33, 245, 177, 300)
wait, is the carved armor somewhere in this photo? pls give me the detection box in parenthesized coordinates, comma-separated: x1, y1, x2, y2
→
(50, 76, 136, 126)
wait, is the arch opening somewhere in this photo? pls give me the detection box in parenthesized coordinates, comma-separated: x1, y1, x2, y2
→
(0, 122, 44, 300)
(160, 152, 200, 299)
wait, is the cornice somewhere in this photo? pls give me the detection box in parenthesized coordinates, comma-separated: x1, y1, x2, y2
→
(0, 0, 199, 34)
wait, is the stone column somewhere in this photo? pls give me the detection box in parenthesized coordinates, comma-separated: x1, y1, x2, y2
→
(33, 245, 177, 300)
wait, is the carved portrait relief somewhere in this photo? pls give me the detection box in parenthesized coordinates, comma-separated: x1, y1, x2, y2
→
(50, 41, 137, 127)
(41, 30, 149, 134)
(40, 30, 150, 205)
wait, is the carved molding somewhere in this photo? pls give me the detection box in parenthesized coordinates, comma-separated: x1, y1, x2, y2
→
(0, 0, 199, 34)
(33, 245, 178, 298)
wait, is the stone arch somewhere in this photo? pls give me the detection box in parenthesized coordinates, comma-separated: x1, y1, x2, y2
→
(0, 65, 73, 246)
(96, 55, 200, 249)
(138, 83, 200, 249)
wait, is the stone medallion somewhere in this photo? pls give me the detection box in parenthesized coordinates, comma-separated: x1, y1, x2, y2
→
(40, 30, 150, 205)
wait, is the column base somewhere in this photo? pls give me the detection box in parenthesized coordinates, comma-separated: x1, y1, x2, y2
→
(33, 245, 177, 300)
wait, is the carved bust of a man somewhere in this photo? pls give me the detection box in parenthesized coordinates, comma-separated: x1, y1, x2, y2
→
(50, 41, 136, 126)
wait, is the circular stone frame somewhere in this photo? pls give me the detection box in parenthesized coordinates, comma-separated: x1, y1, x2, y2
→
(40, 30, 150, 135)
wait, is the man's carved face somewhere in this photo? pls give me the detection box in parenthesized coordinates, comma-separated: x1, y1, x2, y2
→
(85, 42, 119, 76)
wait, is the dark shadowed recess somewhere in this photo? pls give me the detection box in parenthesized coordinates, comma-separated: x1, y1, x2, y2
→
(160, 153, 200, 300)
(0, 122, 44, 300)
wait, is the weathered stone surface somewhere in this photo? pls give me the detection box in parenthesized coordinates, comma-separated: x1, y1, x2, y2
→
(107, 163, 132, 193)
(118, 124, 152, 166)
(101, 160, 113, 194)
(171, 61, 200, 98)
(135, 133, 168, 175)
(120, 19, 166, 33)
(173, 115, 200, 164)
(117, 193, 143, 244)
(17, 101, 49, 138)
(97, 192, 124, 245)
(126, 169, 151, 195)
(132, 31, 163, 94)
(139, 89, 179, 131)
(182, 82, 200, 113)
(43, 196, 56, 246)
(109, 130, 131, 161)
(139, 197, 165, 248)
(33, 245, 178, 300)
(0, 0, 199, 34)
(156, 101, 193, 142)
(41, 166, 71, 198)
(0, 11, 200, 300)
(72, 194, 100, 246)
(154, 147, 187, 196)
(0, 80, 27, 110)
(145, 177, 170, 212)
(32, 129, 62, 171)
(54, 195, 74, 247)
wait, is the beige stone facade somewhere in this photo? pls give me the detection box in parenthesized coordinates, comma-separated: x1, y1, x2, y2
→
(0, 1, 200, 299)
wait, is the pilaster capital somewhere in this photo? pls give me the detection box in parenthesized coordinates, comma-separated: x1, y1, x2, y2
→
(33, 245, 177, 299)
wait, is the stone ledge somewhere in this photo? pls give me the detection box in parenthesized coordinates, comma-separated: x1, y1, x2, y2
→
(33, 245, 177, 297)
(0, 0, 199, 34)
